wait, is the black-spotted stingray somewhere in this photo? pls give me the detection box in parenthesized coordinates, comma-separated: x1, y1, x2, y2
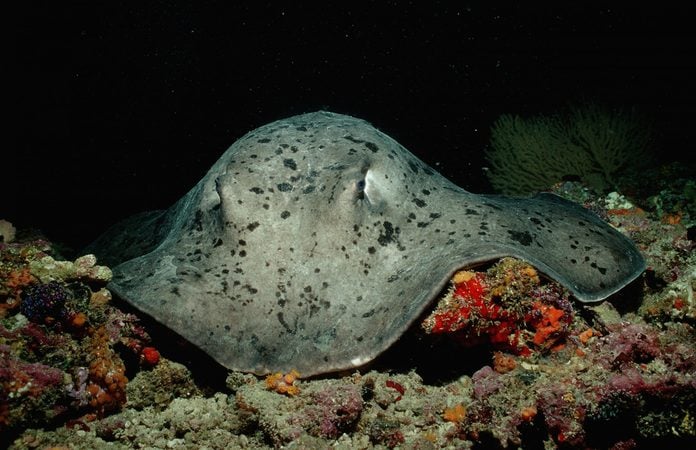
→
(87, 111, 645, 376)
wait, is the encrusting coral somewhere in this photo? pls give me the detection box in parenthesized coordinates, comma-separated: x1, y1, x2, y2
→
(421, 258, 573, 356)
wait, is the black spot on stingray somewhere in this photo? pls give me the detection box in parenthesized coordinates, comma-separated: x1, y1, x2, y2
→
(296, 126, 307, 131)
(377, 221, 396, 246)
(408, 161, 419, 173)
(304, 286, 312, 293)
(247, 222, 260, 231)
(344, 135, 364, 144)
(277, 182, 293, 192)
(417, 222, 429, 228)
(283, 159, 297, 170)
(465, 209, 479, 215)
(257, 138, 271, 143)
(277, 312, 293, 334)
(507, 230, 534, 246)
(249, 187, 264, 194)
(303, 185, 316, 194)
(280, 211, 291, 219)
(262, 204, 269, 209)
(412, 198, 427, 208)
(422, 189, 430, 195)
(213, 238, 223, 247)
(429, 213, 441, 219)
(590, 262, 608, 274)
(171, 287, 181, 296)
(362, 309, 376, 318)
(239, 250, 247, 257)
(530, 217, 542, 226)
(368, 246, 376, 254)
(238, 239, 246, 246)
(365, 141, 379, 152)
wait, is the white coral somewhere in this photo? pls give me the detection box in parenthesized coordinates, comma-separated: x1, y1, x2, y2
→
(0, 219, 16, 243)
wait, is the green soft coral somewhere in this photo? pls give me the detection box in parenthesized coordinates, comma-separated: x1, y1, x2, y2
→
(485, 103, 653, 195)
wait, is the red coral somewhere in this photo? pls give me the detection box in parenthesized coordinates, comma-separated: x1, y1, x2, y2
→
(385, 379, 405, 401)
(140, 347, 160, 366)
(422, 261, 573, 355)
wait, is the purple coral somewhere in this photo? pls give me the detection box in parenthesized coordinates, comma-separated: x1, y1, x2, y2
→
(66, 367, 90, 407)
(472, 365, 503, 399)
(593, 323, 661, 370)
(20, 281, 69, 323)
(308, 384, 363, 438)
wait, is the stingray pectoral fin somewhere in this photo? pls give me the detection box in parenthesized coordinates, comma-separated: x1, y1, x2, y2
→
(84, 210, 170, 267)
(476, 193, 646, 302)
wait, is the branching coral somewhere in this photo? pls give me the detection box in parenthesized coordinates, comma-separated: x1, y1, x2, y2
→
(485, 103, 652, 195)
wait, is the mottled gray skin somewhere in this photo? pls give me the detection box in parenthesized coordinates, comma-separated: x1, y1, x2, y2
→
(87, 111, 645, 376)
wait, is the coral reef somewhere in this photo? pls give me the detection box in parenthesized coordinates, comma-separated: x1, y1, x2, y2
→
(485, 102, 653, 195)
(4, 155, 696, 449)
(0, 231, 158, 441)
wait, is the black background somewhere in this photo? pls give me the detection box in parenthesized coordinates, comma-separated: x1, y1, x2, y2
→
(8, 3, 696, 250)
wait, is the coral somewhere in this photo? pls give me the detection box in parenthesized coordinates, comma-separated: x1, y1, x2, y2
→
(28, 254, 112, 284)
(19, 281, 69, 324)
(485, 102, 652, 195)
(85, 326, 128, 416)
(0, 220, 16, 243)
(265, 369, 300, 396)
(4, 157, 696, 448)
(0, 344, 69, 433)
(126, 359, 201, 410)
(421, 258, 572, 355)
(139, 346, 160, 366)
(368, 414, 405, 448)
(443, 403, 467, 423)
(385, 379, 405, 401)
(306, 383, 363, 439)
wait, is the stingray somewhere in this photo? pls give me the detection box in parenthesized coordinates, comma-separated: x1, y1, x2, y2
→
(86, 111, 645, 376)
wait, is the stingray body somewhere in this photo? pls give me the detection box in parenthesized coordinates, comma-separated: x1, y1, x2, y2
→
(87, 111, 645, 376)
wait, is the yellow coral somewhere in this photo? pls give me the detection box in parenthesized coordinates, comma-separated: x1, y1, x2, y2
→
(443, 403, 466, 423)
(265, 369, 301, 396)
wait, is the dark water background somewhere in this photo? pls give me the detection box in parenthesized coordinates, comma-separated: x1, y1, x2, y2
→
(8, 3, 696, 251)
